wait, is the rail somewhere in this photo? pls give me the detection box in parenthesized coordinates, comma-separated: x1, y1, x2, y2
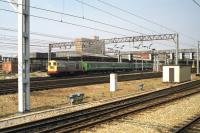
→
(173, 115, 200, 133)
(0, 79, 200, 132)
(0, 72, 162, 95)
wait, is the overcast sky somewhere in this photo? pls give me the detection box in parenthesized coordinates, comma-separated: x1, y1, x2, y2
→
(0, 0, 200, 56)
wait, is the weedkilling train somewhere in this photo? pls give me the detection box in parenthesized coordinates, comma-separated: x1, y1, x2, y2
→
(48, 60, 153, 76)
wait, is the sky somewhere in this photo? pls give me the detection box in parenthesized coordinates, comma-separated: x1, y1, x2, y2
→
(0, 0, 200, 56)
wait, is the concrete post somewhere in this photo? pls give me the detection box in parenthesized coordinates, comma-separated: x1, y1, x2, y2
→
(153, 55, 156, 71)
(164, 54, 167, 65)
(117, 51, 120, 62)
(142, 58, 144, 71)
(110, 73, 117, 92)
(135, 59, 137, 71)
(176, 33, 179, 65)
(197, 41, 200, 75)
(18, 0, 30, 113)
(48, 44, 51, 61)
(156, 56, 159, 72)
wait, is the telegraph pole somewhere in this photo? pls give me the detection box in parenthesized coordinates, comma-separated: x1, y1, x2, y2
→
(197, 41, 200, 75)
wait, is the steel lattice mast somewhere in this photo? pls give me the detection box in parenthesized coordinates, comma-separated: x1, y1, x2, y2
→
(8, 0, 30, 113)
(49, 33, 179, 64)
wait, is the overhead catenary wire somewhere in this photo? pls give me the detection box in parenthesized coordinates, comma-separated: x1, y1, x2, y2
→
(96, 0, 199, 41)
(192, 0, 200, 8)
(0, 0, 144, 35)
(96, 0, 175, 32)
(0, 34, 61, 45)
(0, 0, 198, 45)
(0, 27, 179, 51)
(0, 38, 54, 45)
(61, 0, 65, 22)
(0, 28, 180, 51)
(74, 0, 198, 49)
(0, 41, 49, 47)
(0, 8, 128, 37)
(81, 0, 85, 18)
(74, 0, 161, 34)
(0, 27, 74, 41)
(1, 0, 197, 43)
(0, 3, 131, 36)
(0, 45, 46, 52)
(0, 0, 195, 51)
(0, 0, 159, 35)
(0, 10, 190, 52)
(1, 1, 196, 50)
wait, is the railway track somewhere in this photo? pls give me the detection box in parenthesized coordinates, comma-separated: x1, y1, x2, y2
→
(173, 115, 200, 133)
(0, 70, 153, 84)
(0, 72, 161, 95)
(0, 79, 200, 133)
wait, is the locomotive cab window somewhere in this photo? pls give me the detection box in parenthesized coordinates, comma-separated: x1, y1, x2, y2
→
(53, 62, 56, 66)
(48, 62, 51, 66)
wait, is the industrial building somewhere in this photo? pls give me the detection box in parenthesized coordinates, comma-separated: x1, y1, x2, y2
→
(0, 55, 2, 73)
(75, 36, 105, 55)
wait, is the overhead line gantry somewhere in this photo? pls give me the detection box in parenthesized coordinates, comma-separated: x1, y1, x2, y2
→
(49, 33, 179, 64)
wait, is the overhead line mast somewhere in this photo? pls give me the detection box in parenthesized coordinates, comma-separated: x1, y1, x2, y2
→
(8, 0, 30, 113)
(49, 33, 179, 65)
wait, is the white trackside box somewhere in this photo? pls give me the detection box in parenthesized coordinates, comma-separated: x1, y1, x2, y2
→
(163, 65, 191, 83)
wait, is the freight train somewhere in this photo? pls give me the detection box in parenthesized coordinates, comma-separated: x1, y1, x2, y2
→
(48, 60, 153, 76)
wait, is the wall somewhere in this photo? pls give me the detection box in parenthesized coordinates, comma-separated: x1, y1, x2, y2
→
(179, 66, 191, 82)
(2, 61, 17, 74)
(163, 66, 179, 82)
(162, 66, 169, 82)
(174, 66, 180, 82)
(163, 66, 180, 82)
(163, 65, 191, 83)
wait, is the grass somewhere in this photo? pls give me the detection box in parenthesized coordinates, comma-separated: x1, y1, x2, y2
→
(0, 75, 199, 118)
(0, 71, 48, 80)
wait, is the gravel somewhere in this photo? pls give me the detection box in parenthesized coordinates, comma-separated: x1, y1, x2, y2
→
(0, 77, 170, 118)
(0, 75, 199, 129)
(81, 92, 200, 133)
